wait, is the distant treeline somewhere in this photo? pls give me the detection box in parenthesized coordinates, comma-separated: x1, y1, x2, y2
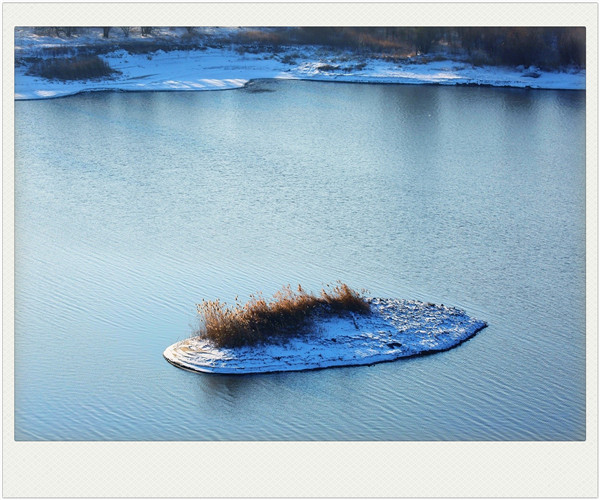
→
(287, 27, 586, 68)
(31, 26, 586, 69)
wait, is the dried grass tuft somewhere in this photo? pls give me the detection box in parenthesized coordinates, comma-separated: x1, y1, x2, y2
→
(27, 55, 119, 81)
(195, 282, 370, 348)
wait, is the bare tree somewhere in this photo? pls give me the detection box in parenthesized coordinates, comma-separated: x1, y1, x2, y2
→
(103, 27, 111, 38)
(141, 27, 153, 36)
(120, 27, 130, 37)
(53, 27, 74, 38)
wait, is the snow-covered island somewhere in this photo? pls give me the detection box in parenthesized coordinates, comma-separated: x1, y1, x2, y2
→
(15, 27, 585, 100)
(164, 298, 487, 375)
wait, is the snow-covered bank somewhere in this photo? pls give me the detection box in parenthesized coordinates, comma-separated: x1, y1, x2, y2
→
(163, 298, 487, 375)
(15, 45, 585, 100)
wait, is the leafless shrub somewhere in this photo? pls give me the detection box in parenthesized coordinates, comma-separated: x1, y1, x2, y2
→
(27, 55, 119, 81)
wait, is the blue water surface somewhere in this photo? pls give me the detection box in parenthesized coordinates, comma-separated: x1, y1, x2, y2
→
(14, 81, 586, 440)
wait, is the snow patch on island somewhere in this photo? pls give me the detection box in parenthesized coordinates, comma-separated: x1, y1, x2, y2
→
(163, 298, 487, 375)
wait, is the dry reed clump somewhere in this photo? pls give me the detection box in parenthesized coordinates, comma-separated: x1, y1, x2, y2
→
(27, 55, 119, 81)
(195, 283, 370, 348)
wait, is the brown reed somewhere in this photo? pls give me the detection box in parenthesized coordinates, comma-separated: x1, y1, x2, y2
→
(195, 282, 370, 348)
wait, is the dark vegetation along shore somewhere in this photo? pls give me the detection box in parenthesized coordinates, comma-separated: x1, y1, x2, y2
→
(27, 55, 118, 81)
(18, 26, 586, 82)
(195, 283, 371, 348)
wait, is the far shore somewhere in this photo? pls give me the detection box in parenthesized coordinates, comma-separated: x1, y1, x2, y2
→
(15, 28, 586, 101)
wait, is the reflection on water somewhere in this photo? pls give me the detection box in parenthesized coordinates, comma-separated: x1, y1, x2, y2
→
(199, 373, 260, 404)
(15, 82, 585, 440)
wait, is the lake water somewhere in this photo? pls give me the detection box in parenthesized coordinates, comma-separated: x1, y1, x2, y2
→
(14, 81, 586, 440)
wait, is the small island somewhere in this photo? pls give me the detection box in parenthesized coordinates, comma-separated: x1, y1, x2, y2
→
(164, 283, 487, 374)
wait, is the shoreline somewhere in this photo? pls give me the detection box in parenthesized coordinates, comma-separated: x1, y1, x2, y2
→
(17, 76, 588, 101)
(14, 77, 585, 103)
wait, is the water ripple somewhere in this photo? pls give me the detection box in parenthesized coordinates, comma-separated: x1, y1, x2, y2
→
(14, 83, 586, 441)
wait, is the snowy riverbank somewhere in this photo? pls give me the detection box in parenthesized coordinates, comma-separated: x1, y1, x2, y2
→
(164, 298, 487, 375)
(15, 41, 585, 100)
